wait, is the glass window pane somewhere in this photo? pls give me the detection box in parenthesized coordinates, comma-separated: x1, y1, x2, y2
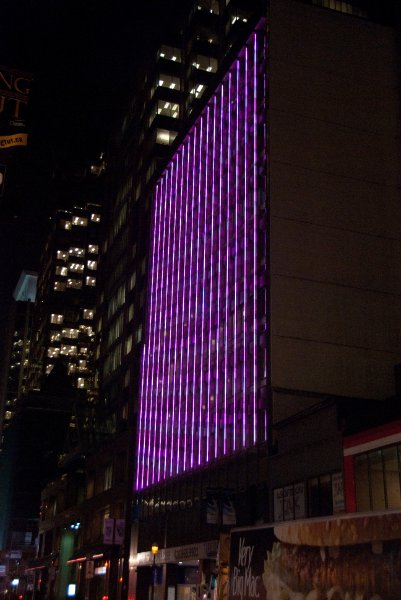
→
(383, 446, 401, 508)
(369, 450, 385, 510)
(355, 454, 370, 511)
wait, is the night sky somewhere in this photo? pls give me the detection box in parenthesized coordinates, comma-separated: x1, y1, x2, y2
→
(0, 0, 190, 292)
(0, 0, 190, 368)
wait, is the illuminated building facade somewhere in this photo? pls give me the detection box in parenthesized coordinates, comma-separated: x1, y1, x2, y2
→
(136, 24, 267, 490)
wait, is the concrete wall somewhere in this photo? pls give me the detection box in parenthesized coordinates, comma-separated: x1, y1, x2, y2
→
(269, 0, 401, 413)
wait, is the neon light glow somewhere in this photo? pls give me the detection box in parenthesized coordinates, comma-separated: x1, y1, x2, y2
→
(136, 25, 266, 489)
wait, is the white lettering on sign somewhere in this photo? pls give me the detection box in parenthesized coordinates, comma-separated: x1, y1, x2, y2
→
(231, 538, 260, 600)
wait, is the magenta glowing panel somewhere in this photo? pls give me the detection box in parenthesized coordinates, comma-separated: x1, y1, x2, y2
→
(136, 26, 266, 490)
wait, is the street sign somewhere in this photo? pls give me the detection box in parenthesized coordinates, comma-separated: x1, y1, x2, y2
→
(86, 561, 94, 579)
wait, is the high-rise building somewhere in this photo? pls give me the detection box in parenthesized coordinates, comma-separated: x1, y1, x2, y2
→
(0, 270, 37, 437)
(27, 203, 101, 400)
(129, 1, 401, 599)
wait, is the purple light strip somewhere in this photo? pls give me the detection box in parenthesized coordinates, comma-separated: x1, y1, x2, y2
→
(146, 178, 164, 487)
(234, 60, 240, 452)
(201, 107, 210, 466)
(224, 73, 232, 455)
(253, 32, 258, 443)
(170, 148, 185, 477)
(216, 82, 224, 458)
(192, 118, 202, 468)
(152, 171, 169, 484)
(187, 126, 196, 470)
(242, 47, 249, 447)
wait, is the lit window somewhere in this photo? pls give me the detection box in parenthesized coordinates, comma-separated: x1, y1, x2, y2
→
(60, 345, 77, 356)
(47, 347, 60, 358)
(86, 276, 96, 287)
(156, 129, 177, 145)
(88, 244, 99, 254)
(45, 364, 54, 374)
(68, 364, 76, 374)
(50, 331, 61, 342)
(69, 247, 85, 257)
(91, 213, 101, 222)
(54, 281, 66, 292)
(67, 278, 82, 289)
(83, 309, 94, 320)
(135, 325, 142, 344)
(56, 266, 68, 276)
(125, 335, 133, 355)
(79, 347, 88, 355)
(157, 74, 180, 91)
(72, 216, 88, 226)
(57, 250, 68, 261)
(62, 328, 79, 339)
(87, 260, 97, 270)
(50, 314, 63, 324)
(78, 360, 87, 371)
(69, 263, 84, 273)
(158, 45, 181, 62)
(61, 220, 72, 230)
(77, 377, 86, 388)
(104, 464, 113, 490)
(128, 304, 134, 321)
(80, 324, 94, 336)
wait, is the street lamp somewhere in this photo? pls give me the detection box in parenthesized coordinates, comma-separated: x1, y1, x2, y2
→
(151, 543, 159, 600)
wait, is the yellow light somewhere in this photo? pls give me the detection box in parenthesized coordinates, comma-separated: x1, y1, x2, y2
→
(151, 544, 159, 555)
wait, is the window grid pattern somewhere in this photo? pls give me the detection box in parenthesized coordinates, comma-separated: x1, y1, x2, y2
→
(136, 27, 266, 490)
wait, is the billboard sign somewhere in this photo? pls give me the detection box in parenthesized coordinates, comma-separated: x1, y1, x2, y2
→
(0, 65, 33, 155)
(229, 511, 401, 600)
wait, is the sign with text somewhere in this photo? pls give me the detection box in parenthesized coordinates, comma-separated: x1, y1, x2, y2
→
(0, 65, 33, 134)
(103, 518, 126, 545)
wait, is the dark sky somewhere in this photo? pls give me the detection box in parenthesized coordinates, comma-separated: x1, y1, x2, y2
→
(0, 0, 190, 366)
(0, 0, 190, 299)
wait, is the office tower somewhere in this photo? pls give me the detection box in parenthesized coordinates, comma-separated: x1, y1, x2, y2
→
(26, 204, 101, 400)
(130, 1, 401, 599)
(0, 270, 37, 437)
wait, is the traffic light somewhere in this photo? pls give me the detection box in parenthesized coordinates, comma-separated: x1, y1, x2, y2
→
(0, 164, 6, 197)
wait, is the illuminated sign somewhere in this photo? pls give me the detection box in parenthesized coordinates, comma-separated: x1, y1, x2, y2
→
(0, 65, 33, 141)
(0, 133, 28, 149)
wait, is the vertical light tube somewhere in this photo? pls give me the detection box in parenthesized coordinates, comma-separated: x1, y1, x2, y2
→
(242, 47, 249, 448)
(200, 108, 210, 466)
(185, 126, 196, 470)
(207, 97, 217, 462)
(215, 83, 224, 458)
(170, 148, 185, 477)
(253, 32, 258, 443)
(233, 60, 240, 452)
(224, 73, 232, 455)
(177, 140, 190, 474)
(192, 118, 202, 467)
(153, 167, 171, 485)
